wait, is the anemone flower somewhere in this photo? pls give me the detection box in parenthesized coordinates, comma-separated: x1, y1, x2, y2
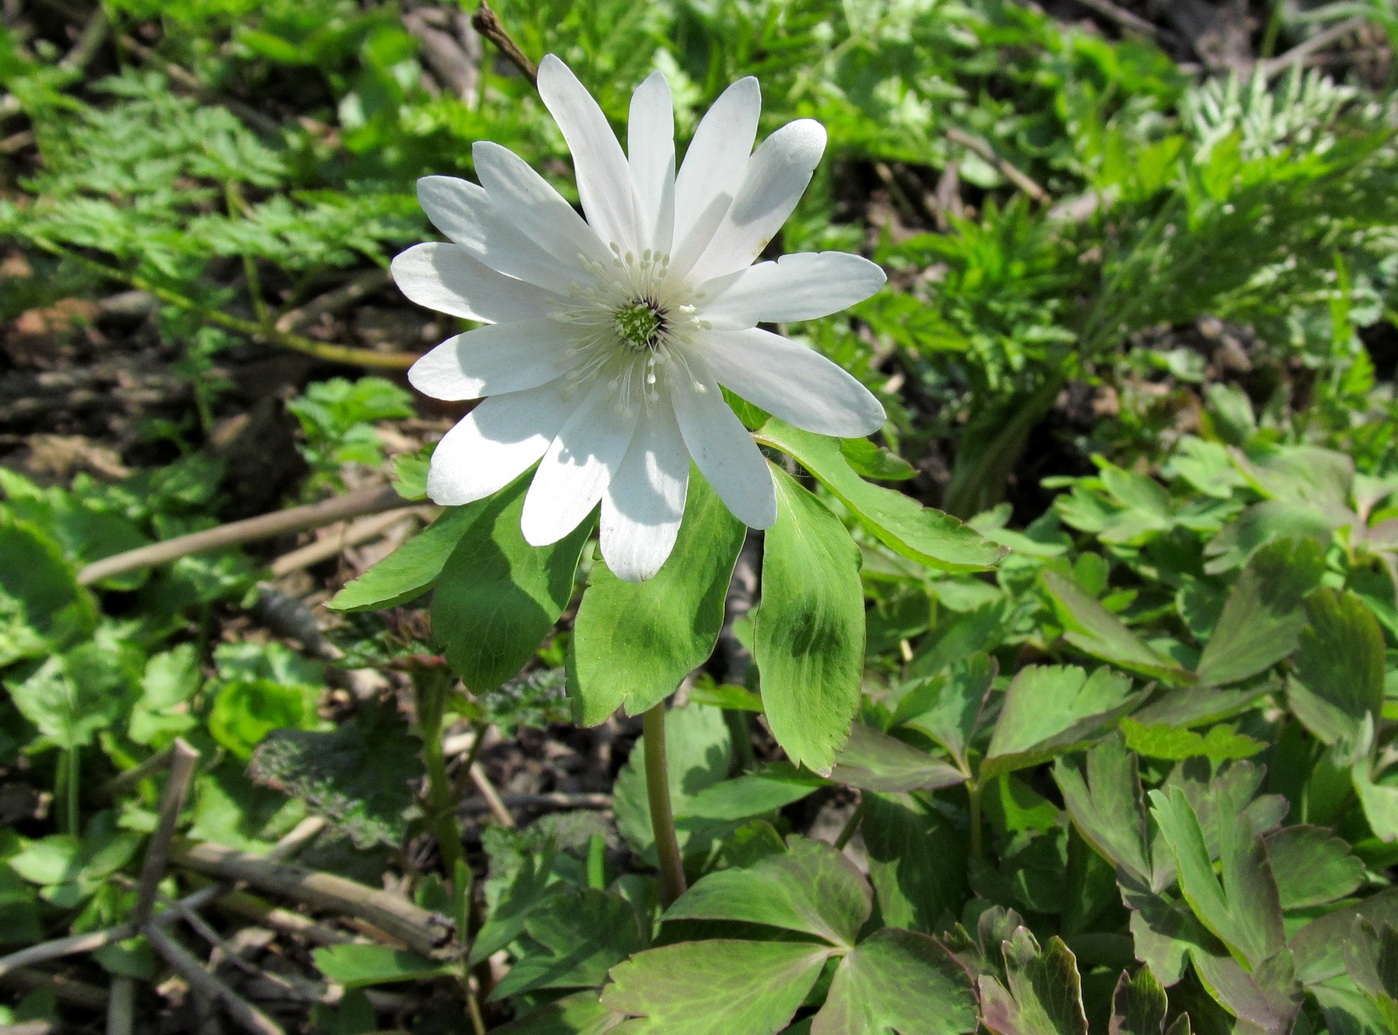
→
(393, 54, 886, 581)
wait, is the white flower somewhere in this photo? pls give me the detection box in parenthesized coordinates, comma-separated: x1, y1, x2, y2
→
(393, 55, 886, 581)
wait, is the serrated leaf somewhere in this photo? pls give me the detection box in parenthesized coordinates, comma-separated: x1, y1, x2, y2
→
(1195, 538, 1324, 687)
(329, 506, 479, 612)
(829, 723, 966, 792)
(248, 702, 421, 848)
(979, 930, 1088, 1035)
(312, 944, 453, 988)
(1263, 826, 1364, 910)
(601, 940, 832, 1035)
(863, 792, 969, 933)
(664, 837, 870, 948)
(753, 469, 866, 774)
(984, 666, 1140, 780)
(1291, 887, 1398, 984)
(759, 420, 1002, 572)
(812, 928, 978, 1035)
(1109, 966, 1168, 1035)
(1189, 950, 1300, 1031)
(488, 990, 628, 1034)
(1344, 920, 1398, 1005)
(893, 653, 996, 769)
(1054, 735, 1154, 890)
(1043, 571, 1195, 685)
(568, 474, 745, 724)
(1286, 587, 1384, 749)
(8, 641, 134, 751)
(0, 516, 96, 666)
(489, 889, 644, 1000)
(1119, 719, 1264, 762)
(431, 475, 591, 694)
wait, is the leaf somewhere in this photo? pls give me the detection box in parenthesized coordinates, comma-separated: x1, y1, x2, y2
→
(1053, 735, 1154, 890)
(489, 889, 644, 1000)
(600, 940, 833, 1035)
(829, 724, 966, 792)
(1109, 966, 1168, 1035)
(7, 643, 133, 751)
(328, 506, 480, 611)
(1291, 887, 1398, 984)
(679, 769, 823, 822)
(568, 474, 746, 724)
(248, 702, 421, 848)
(1344, 920, 1398, 1005)
(208, 678, 313, 760)
(489, 991, 628, 1035)
(979, 930, 1088, 1035)
(1194, 538, 1324, 687)
(984, 666, 1140, 780)
(1263, 826, 1364, 910)
(862, 792, 969, 933)
(432, 475, 591, 694)
(1119, 719, 1264, 762)
(892, 653, 996, 769)
(470, 829, 559, 966)
(812, 928, 978, 1035)
(1286, 588, 1384, 749)
(0, 516, 96, 667)
(1188, 951, 1301, 1031)
(753, 469, 866, 774)
(839, 437, 916, 481)
(664, 837, 871, 948)
(312, 945, 453, 988)
(1148, 785, 1285, 970)
(1043, 571, 1195, 685)
(759, 420, 1003, 572)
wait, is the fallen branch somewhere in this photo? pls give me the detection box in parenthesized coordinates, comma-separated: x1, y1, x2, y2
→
(145, 927, 285, 1035)
(131, 740, 200, 927)
(472, 1, 537, 84)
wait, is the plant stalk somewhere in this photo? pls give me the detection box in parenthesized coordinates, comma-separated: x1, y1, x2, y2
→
(642, 703, 687, 907)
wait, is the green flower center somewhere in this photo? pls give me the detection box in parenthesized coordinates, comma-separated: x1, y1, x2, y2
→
(613, 300, 664, 351)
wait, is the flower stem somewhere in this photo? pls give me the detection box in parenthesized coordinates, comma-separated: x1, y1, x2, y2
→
(416, 669, 465, 881)
(642, 703, 686, 907)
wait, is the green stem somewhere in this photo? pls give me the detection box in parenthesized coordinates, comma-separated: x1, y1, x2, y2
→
(416, 670, 465, 883)
(33, 239, 418, 370)
(832, 800, 865, 852)
(643, 703, 686, 907)
(63, 747, 81, 835)
(966, 779, 984, 862)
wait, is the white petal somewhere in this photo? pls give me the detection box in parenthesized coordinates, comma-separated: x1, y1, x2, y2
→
(408, 318, 579, 401)
(673, 77, 760, 257)
(425, 381, 572, 505)
(417, 175, 586, 295)
(391, 243, 562, 324)
(521, 379, 640, 545)
(600, 406, 690, 582)
(472, 141, 614, 269)
(628, 71, 676, 257)
(669, 381, 776, 529)
(699, 327, 886, 437)
(536, 54, 638, 253)
(698, 251, 886, 326)
(681, 119, 827, 285)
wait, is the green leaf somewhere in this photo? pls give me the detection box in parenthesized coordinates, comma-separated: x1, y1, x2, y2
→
(0, 517, 96, 667)
(829, 724, 966, 792)
(1054, 735, 1154, 890)
(664, 837, 871, 948)
(1286, 588, 1384, 749)
(979, 930, 1088, 1035)
(812, 928, 978, 1035)
(489, 889, 644, 1000)
(759, 420, 1003, 572)
(1109, 966, 1168, 1035)
(568, 474, 745, 724)
(208, 678, 313, 760)
(248, 702, 421, 848)
(1194, 538, 1324, 687)
(1263, 826, 1364, 910)
(1344, 920, 1398, 1006)
(328, 506, 480, 612)
(470, 829, 559, 966)
(1148, 785, 1285, 970)
(600, 940, 832, 1035)
(312, 945, 453, 988)
(1291, 887, 1398, 984)
(839, 437, 916, 481)
(862, 792, 969, 933)
(1188, 951, 1300, 1032)
(488, 991, 627, 1035)
(984, 666, 1139, 780)
(1119, 719, 1264, 762)
(432, 475, 591, 694)
(679, 769, 823, 822)
(892, 653, 995, 769)
(753, 469, 866, 774)
(1042, 571, 1195, 685)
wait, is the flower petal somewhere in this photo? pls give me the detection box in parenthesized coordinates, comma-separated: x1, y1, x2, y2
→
(391, 243, 563, 324)
(673, 76, 760, 257)
(669, 382, 776, 529)
(537, 54, 638, 254)
(472, 141, 614, 269)
(682, 119, 827, 285)
(698, 251, 886, 326)
(699, 327, 886, 437)
(600, 406, 690, 582)
(417, 175, 586, 294)
(628, 71, 676, 257)
(425, 381, 572, 505)
(521, 379, 640, 546)
(408, 318, 579, 401)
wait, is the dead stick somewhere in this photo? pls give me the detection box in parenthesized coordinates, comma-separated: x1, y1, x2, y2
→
(131, 740, 200, 927)
(945, 127, 1049, 203)
(170, 840, 454, 958)
(471, 1, 537, 84)
(144, 928, 284, 1035)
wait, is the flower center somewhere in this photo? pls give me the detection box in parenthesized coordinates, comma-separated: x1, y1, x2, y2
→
(613, 299, 665, 351)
